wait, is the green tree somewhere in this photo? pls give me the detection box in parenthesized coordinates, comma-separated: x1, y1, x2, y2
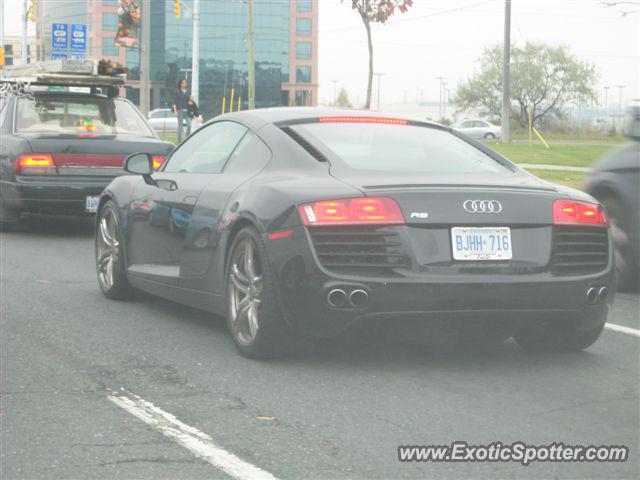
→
(454, 42, 598, 127)
(346, 0, 413, 109)
(335, 88, 353, 108)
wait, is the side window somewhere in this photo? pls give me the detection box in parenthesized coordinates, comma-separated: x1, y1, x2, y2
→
(461, 121, 473, 128)
(164, 121, 248, 173)
(224, 132, 272, 175)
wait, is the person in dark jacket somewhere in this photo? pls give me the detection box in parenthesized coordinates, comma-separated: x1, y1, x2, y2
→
(172, 78, 193, 142)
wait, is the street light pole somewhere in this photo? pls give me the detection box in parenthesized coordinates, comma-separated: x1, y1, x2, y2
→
(247, 0, 255, 109)
(435, 76, 444, 120)
(374, 72, 384, 111)
(501, 0, 511, 143)
(191, 0, 200, 104)
(0, 0, 5, 62)
(21, 0, 28, 63)
(139, 0, 151, 116)
(616, 85, 625, 110)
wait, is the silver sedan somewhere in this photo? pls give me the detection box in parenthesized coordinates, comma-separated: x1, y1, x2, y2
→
(452, 119, 502, 140)
(148, 108, 201, 136)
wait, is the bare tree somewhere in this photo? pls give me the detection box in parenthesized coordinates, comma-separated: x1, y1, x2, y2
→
(346, 0, 413, 109)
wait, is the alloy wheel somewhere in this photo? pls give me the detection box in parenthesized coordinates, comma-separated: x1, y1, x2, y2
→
(96, 209, 120, 291)
(228, 238, 263, 345)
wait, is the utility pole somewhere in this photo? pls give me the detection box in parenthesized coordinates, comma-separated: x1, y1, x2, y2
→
(374, 72, 384, 111)
(191, 0, 200, 104)
(616, 85, 625, 110)
(436, 76, 444, 120)
(247, 0, 255, 109)
(0, 0, 5, 68)
(442, 81, 447, 119)
(139, 0, 151, 115)
(501, 0, 511, 143)
(21, 0, 28, 63)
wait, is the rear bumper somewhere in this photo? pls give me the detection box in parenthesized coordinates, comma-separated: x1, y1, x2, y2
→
(267, 227, 616, 338)
(1, 176, 112, 215)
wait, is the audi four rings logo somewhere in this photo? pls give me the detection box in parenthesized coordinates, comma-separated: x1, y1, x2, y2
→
(463, 200, 503, 213)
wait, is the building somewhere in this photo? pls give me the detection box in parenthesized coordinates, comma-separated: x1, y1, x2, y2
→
(34, 0, 318, 116)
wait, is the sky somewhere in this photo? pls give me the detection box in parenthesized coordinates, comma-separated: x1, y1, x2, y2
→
(2, 0, 638, 108)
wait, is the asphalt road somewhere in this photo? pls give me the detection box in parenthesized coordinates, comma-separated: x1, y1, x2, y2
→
(1, 216, 639, 479)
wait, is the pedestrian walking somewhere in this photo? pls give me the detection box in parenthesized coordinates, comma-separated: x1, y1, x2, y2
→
(173, 78, 193, 143)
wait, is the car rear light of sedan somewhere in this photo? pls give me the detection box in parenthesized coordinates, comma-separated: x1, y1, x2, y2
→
(14, 154, 56, 175)
(553, 200, 608, 227)
(299, 197, 405, 226)
(152, 156, 165, 170)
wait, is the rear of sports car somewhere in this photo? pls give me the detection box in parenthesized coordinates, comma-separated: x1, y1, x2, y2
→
(3, 92, 173, 219)
(271, 117, 614, 349)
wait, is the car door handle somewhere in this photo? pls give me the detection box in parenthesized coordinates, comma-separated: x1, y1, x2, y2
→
(183, 195, 198, 206)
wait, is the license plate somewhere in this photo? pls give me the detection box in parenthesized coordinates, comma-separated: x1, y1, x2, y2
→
(451, 227, 512, 260)
(85, 195, 100, 213)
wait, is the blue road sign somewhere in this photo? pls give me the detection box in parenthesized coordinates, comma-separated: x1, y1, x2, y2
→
(69, 53, 86, 60)
(50, 52, 68, 60)
(70, 24, 87, 53)
(51, 23, 69, 52)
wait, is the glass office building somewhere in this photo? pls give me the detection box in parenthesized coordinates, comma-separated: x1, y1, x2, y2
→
(35, 0, 319, 117)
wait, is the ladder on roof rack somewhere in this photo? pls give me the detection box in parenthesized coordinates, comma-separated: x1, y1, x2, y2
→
(1, 60, 125, 88)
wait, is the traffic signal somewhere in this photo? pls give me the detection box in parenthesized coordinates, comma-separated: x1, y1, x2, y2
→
(173, 0, 181, 18)
(26, 0, 36, 22)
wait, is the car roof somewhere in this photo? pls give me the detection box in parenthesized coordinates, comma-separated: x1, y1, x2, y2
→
(15, 91, 123, 101)
(215, 107, 444, 130)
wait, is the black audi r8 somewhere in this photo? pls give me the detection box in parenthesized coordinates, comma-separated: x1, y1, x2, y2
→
(95, 108, 614, 358)
(0, 89, 173, 230)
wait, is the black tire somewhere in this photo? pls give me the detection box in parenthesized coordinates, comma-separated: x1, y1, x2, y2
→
(0, 199, 19, 232)
(95, 200, 131, 300)
(601, 197, 638, 291)
(0, 221, 17, 232)
(514, 321, 605, 351)
(484, 132, 497, 139)
(225, 226, 313, 358)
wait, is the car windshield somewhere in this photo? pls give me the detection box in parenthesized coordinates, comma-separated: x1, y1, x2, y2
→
(292, 122, 509, 173)
(16, 96, 155, 137)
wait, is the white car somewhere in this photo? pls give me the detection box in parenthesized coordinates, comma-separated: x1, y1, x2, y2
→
(148, 108, 201, 136)
(452, 119, 502, 140)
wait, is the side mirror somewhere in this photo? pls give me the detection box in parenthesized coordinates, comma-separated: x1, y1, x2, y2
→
(124, 153, 153, 175)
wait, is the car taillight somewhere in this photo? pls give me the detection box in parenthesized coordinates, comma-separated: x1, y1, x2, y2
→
(15, 154, 56, 174)
(152, 156, 165, 170)
(553, 200, 608, 226)
(299, 197, 405, 226)
(317, 116, 408, 125)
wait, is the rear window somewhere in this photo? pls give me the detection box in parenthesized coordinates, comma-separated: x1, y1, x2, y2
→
(291, 123, 509, 174)
(16, 96, 154, 137)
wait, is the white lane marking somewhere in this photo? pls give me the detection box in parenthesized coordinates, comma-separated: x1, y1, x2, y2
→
(108, 390, 278, 480)
(605, 323, 640, 338)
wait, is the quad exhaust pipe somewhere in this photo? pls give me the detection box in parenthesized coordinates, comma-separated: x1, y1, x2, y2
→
(586, 286, 609, 305)
(326, 288, 369, 309)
